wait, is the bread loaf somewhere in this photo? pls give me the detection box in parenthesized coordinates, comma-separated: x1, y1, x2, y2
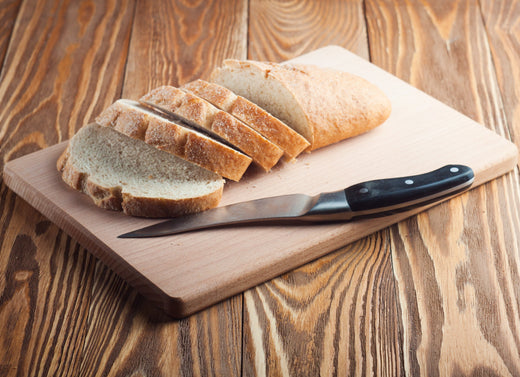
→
(182, 79, 310, 160)
(96, 99, 251, 181)
(211, 60, 391, 150)
(140, 86, 284, 171)
(58, 58, 393, 218)
(57, 124, 224, 218)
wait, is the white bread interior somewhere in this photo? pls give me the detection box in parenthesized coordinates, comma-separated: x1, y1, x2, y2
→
(211, 62, 311, 141)
(57, 123, 224, 217)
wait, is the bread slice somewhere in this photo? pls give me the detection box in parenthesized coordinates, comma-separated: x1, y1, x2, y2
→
(57, 123, 224, 218)
(95, 99, 251, 182)
(140, 86, 284, 171)
(211, 60, 392, 151)
(182, 79, 310, 160)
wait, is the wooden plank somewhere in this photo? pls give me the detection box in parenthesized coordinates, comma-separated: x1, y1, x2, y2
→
(122, 0, 248, 97)
(480, 0, 520, 150)
(366, 0, 509, 137)
(0, 0, 135, 375)
(248, 0, 369, 61)
(75, 1, 248, 375)
(390, 175, 520, 376)
(243, 1, 401, 374)
(0, 0, 22, 68)
(0, 187, 96, 377)
(77, 266, 242, 376)
(365, 0, 520, 375)
(242, 232, 405, 376)
(0, 0, 135, 156)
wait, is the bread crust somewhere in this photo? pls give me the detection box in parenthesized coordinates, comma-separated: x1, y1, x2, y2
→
(140, 86, 284, 171)
(57, 142, 223, 218)
(96, 100, 251, 181)
(182, 79, 310, 160)
(213, 60, 392, 151)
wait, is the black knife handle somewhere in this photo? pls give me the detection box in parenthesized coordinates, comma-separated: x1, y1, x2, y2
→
(345, 165, 474, 215)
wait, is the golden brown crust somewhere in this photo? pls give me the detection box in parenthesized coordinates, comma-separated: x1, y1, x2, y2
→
(121, 188, 223, 218)
(144, 116, 188, 157)
(84, 179, 123, 212)
(230, 96, 309, 160)
(217, 60, 392, 151)
(56, 145, 70, 172)
(96, 100, 251, 181)
(184, 80, 236, 110)
(56, 143, 223, 218)
(141, 86, 284, 171)
(114, 108, 148, 139)
(183, 79, 310, 160)
(211, 110, 283, 171)
(183, 133, 248, 180)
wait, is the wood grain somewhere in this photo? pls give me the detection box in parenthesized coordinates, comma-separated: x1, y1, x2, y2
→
(393, 175, 520, 376)
(391, 177, 520, 376)
(122, 0, 248, 98)
(366, 0, 510, 137)
(0, 0, 134, 375)
(365, 0, 520, 375)
(77, 263, 242, 376)
(0, 0, 22, 67)
(480, 0, 520, 150)
(0, 187, 95, 376)
(248, 0, 368, 61)
(242, 233, 405, 376)
(0, 0, 135, 161)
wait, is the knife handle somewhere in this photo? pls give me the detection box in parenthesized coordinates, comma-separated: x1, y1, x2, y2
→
(345, 165, 474, 216)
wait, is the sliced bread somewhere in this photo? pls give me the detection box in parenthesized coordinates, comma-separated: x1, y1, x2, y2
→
(211, 60, 392, 151)
(96, 99, 251, 181)
(140, 86, 284, 171)
(57, 123, 224, 218)
(182, 79, 310, 160)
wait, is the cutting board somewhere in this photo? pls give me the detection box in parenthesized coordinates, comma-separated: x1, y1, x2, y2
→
(3, 46, 518, 318)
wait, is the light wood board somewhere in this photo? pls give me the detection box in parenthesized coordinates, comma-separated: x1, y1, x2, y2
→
(3, 46, 518, 318)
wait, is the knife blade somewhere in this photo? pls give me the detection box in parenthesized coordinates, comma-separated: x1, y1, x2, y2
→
(118, 164, 474, 238)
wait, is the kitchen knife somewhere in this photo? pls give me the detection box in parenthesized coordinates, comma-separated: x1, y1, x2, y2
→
(119, 164, 474, 238)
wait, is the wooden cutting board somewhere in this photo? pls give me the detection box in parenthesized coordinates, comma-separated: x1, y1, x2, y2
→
(3, 46, 518, 318)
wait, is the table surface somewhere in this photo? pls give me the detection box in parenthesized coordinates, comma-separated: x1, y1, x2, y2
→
(1, 1, 520, 376)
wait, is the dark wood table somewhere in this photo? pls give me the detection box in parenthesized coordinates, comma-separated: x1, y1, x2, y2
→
(1, 1, 520, 375)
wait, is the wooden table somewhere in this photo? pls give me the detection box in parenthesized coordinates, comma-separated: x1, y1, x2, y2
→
(1, 0, 520, 375)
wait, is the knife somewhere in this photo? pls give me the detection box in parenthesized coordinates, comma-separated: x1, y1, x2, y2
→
(119, 164, 474, 238)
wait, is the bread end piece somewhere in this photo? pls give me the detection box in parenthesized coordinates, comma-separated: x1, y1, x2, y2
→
(57, 124, 224, 218)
